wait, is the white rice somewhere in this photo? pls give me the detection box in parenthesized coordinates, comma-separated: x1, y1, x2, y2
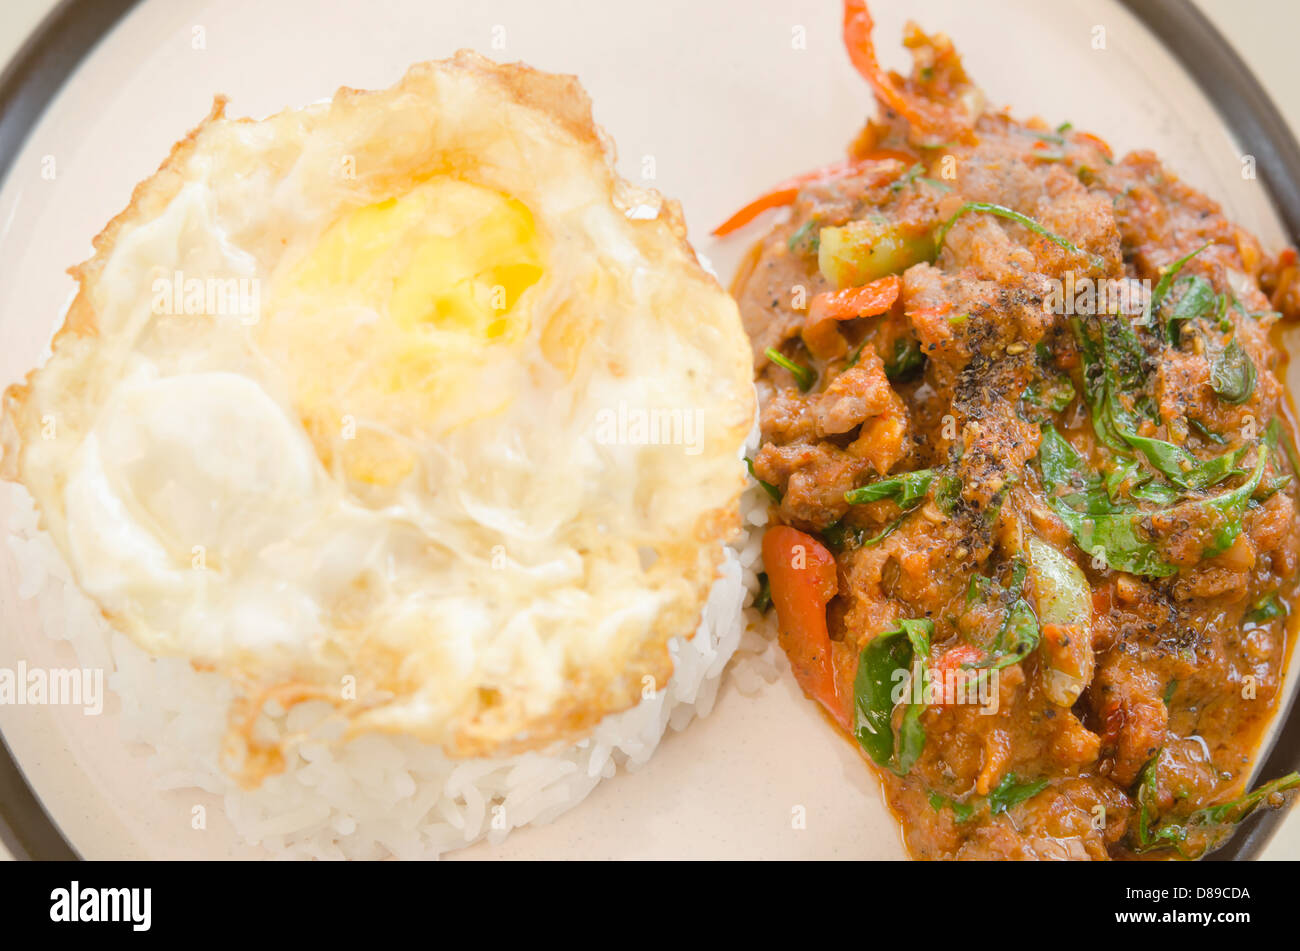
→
(5, 478, 779, 860)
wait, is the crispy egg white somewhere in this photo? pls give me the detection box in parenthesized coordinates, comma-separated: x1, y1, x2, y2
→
(1, 54, 754, 774)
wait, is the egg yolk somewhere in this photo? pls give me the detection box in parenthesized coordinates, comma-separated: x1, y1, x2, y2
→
(290, 176, 543, 338)
(269, 177, 545, 486)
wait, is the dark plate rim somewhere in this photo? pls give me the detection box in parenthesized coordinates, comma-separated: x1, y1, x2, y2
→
(0, 0, 140, 862)
(1125, 0, 1300, 862)
(0, 0, 1297, 861)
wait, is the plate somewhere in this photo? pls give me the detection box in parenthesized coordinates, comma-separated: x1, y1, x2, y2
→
(1, 0, 1298, 860)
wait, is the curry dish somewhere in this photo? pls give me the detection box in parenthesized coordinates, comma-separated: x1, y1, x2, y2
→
(729, 0, 1300, 859)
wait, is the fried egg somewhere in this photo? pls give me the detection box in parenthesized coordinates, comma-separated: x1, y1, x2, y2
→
(1, 53, 754, 776)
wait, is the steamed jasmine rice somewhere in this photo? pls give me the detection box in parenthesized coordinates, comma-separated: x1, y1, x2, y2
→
(5, 481, 777, 859)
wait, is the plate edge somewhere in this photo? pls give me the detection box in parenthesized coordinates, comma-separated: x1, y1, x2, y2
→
(0, 0, 1296, 862)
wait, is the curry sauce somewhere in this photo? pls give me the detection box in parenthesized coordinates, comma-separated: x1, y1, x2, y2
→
(735, 0, 1300, 860)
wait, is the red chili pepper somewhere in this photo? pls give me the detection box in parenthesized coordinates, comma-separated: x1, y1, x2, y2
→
(762, 526, 849, 728)
(803, 274, 903, 359)
(712, 150, 916, 237)
(842, 0, 946, 134)
(1073, 131, 1113, 159)
(808, 274, 901, 324)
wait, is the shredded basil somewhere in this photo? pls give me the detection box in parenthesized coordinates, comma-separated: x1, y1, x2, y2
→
(1273, 418, 1300, 476)
(820, 519, 860, 552)
(933, 474, 963, 514)
(884, 337, 926, 381)
(889, 163, 925, 193)
(928, 791, 977, 823)
(934, 201, 1102, 268)
(1244, 592, 1285, 625)
(928, 776, 1045, 824)
(744, 457, 781, 503)
(917, 176, 952, 193)
(963, 599, 1039, 675)
(1037, 426, 1178, 577)
(764, 346, 815, 392)
(1163, 274, 1217, 344)
(1134, 750, 1300, 857)
(1148, 243, 1209, 321)
(1188, 418, 1227, 445)
(786, 218, 820, 254)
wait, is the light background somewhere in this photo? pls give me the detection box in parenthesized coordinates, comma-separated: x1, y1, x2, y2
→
(0, 0, 1298, 860)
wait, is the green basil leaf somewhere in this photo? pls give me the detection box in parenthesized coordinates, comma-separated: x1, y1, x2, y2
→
(752, 573, 772, 614)
(933, 474, 963, 514)
(894, 620, 931, 774)
(1038, 427, 1179, 577)
(845, 338, 869, 369)
(1164, 274, 1216, 344)
(820, 519, 861, 552)
(987, 774, 1050, 816)
(966, 573, 992, 605)
(1188, 418, 1227, 445)
(1256, 474, 1293, 501)
(1244, 592, 1284, 624)
(1122, 433, 1248, 491)
(1148, 243, 1209, 320)
(863, 516, 912, 548)
(1042, 378, 1076, 413)
(1072, 306, 1253, 499)
(1129, 481, 1181, 506)
(1077, 510, 1179, 577)
(853, 629, 910, 768)
(1270, 417, 1300, 475)
(744, 457, 782, 503)
(853, 619, 933, 774)
(1209, 338, 1257, 405)
(965, 599, 1040, 672)
(844, 469, 936, 506)
(1024, 377, 1076, 415)
(1073, 315, 1150, 451)
(1038, 423, 1092, 488)
(889, 163, 925, 194)
(1196, 772, 1300, 827)
(884, 337, 926, 381)
(1133, 752, 1189, 853)
(1191, 435, 1271, 558)
(787, 218, 820, 254)
(1134, 748, 1300, 856)
(928, 792, 977, 823)
(895, 693, 928, 774)
(1104, 456, 1145, 502)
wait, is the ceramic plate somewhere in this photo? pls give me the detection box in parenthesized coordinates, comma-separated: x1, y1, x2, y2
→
(1, 0, 1298, 860)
